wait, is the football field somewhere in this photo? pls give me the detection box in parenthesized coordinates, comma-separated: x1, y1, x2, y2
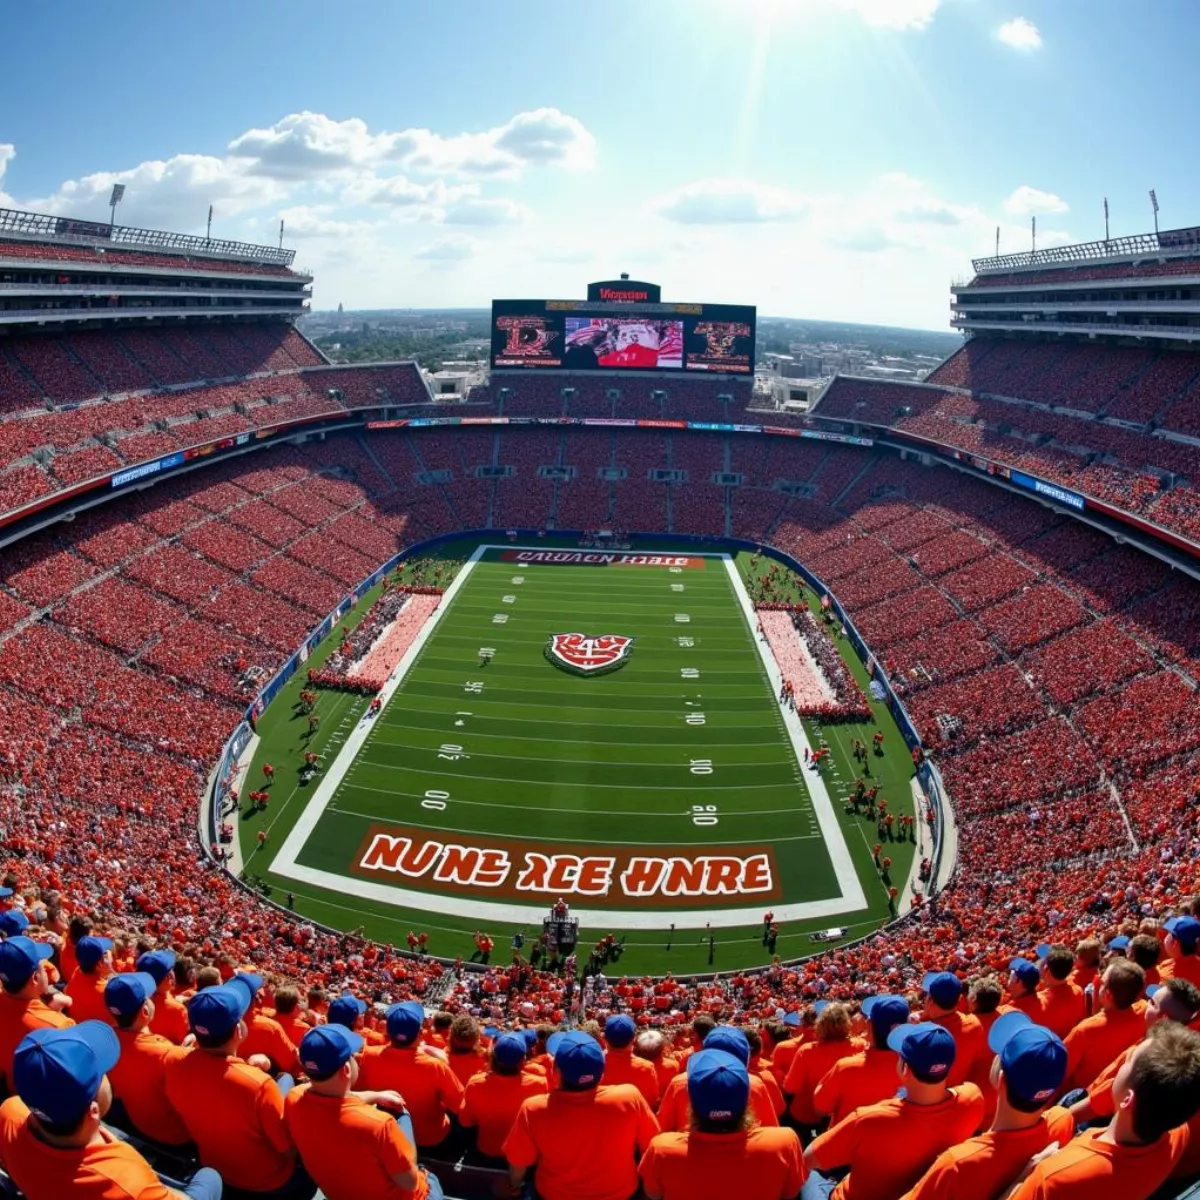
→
(244, 540, 915, 974)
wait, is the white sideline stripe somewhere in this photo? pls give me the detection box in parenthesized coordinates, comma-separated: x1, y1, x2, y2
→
(271, 546, 866, 929)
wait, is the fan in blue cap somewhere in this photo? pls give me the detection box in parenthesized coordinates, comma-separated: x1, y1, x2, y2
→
(603, 1013, 658, 1108)
(987, 1011, 1068, 1108)
(1007, 958, 1043, 1014)
(0, 936, 57, 998)
(0, 908, 29, 939)
(687, 1048, 750, 1124)
(1164, 916, 1200, 985)
(328, 990, 368, 1032)
(553, 1030, 606, 1089)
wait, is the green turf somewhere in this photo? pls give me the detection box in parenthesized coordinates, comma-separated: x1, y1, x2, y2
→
(241, 539, 917, 973)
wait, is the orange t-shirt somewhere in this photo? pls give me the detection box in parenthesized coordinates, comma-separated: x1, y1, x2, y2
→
(273, 1010, 317, 1048)
(148, 989, 189, 1046)
(503, 1083, 659, 1200)
(358, 1043, 464, 1147)
(1158, 954, 1200, 990)
(108, 1028, 190, 1146)
(460, 1069, 549, 1157)
(927, 1011, 986, 1088)
(1011, 1126, 1189, 1200)
(639, 1126, 805, 1200)
(0, 1096, 171, 1200)
(65, 970, 112, 1026)
(163, 1049, 295, 1192)
(785, 1038, 866, 1123)
(240, 1012, 301, 1076)
(603, 1047, 660, 1109)
(808, 1083, 986, 1200)
(1036, 985, 1087, 1041)
(898, 1106, 1075, 1200)
(0, 994, 73, 1086)
(769, 1037, 801, 1091)
(446, 1046, 489, 1089)
(647, 1054, 678, 1102)
(1061, 1007, 1144, 1092)
(813, 1048, 900, 1128)
(657, 1070, 779, 1132)
(284, 1085, 426, 1200)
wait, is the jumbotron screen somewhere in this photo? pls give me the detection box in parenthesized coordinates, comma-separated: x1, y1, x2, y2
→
(491, 299, 756, 374)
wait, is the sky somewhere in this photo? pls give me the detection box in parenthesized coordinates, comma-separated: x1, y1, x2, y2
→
(1, 0, 1197, 330)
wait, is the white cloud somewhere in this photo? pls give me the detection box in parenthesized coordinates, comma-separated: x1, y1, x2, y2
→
(836, 0, 941, 29)
(413, 234, 480, 261)
(0, 144, 14, 206)
(443, 197, 529, 226)
(341, 174, 477, 212)
(653, 179, 809, 224)
(997, 17, 1042, 50)
(230, 112, 393, 179)
(1004, 185, 1068, 215)
(276, 205, 378, 239)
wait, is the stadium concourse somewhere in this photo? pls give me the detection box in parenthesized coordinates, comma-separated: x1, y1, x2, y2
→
(0, 222, 1196, 1199)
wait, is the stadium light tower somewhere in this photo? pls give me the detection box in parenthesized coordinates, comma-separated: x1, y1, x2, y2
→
(108, 183, 125, 229)
(1150, 189, 1160, 236)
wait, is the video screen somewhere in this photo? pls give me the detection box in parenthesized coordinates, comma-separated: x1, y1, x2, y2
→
(491, 312, 564, 368)
(685, 318, 755, 373)
(563, 316, 684, 371)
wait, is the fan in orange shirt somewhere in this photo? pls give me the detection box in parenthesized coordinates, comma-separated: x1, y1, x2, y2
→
(1158, 915, 1200, 989)
(240, 977, 301, 1078)
(900, 1011, 1071, 1200)
(0, 937, 74, 1088)
(602, 1014, 659, 1109)
(1059, 959, 1146, 1093)
(460, 1031, 548, 1161)
(920, 972, 986, 1088)
(813, 994, 909, 1129)
(658, 1026, 780, 1132)
(63, 937, 115, 1026)
(1034, 945, 1087, 1040)
(444, 1013, 489, 1088)
(1004, 959, 1045, 1019)
(136, 950, 190, 1046)
(632, 1029, 677, 1103)
(640, 1049, 804, 1200)
(784, 1003, 865, 1127)
(1010, 1023, 1200, 1200)
(270, 984, 319, 1049)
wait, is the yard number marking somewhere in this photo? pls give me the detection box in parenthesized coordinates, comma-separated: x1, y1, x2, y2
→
(689, 759, 714, 776)
(492, 613, 508, 624)
(438, 743, 469, 762)
(463, 681, 484, 694)
(680, 667, 700, 679)
(674, 613, 691, 624)
(422, 789, 450, 811)
(691, 804, 719, 826)
(677, 636, 694, 648)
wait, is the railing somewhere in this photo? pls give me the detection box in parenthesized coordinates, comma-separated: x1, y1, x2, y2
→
(972, 225, 1200, 273)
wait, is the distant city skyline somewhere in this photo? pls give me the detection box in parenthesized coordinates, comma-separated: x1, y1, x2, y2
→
(1, 0, 1196, 330)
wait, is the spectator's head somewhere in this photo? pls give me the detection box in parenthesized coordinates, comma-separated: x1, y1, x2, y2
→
(703, 1026, 751, 1065)
(300, 1023, 364, 1096)
(1189, 894, 1200, 922)
(490, 1032, 528, 1077)
(1075, 938, 1102, 972)
(1129, 935, 1162, 974)
(0, 937, 55, 998)
(1100, 960, 1146, 1012)
(1145, 980, 1200, 1032)
(75, 937, 113, 977)
(13, 1022, 119, 1142)
(1113, 1023, 1200, 1146)
(634, 1030, 665, 1064)
(743, 1026, 763, 1057)
(1105, 935, 1131, 958)
(814, 1002, 851, 1043)
(273, 986, 300, 1016)
(187, 982, 252, 1052)
(385, 1001, 425, 1048)
(969, 976, 1003, 1015)
(551, 1031, 605, 1092)
(1164, 917, 1200, 962)
(104, 972, 157, 1033)
(887, 1022, 955, 1095)
(134, 949, 176, 996)
(688, 1049, 751, 1134)
(690, 1014, 716, 1047)
(987, 1012, 1068, 1115)
(1038, 944, 1075, 984)
(172, 957, 196, 992)
(449, 1014, 479, 1053)
(605, 1014, 637, 1050)
(195, 965, 221, 991)
(66, 916, 92, 948)
(328, 991, 367, 1032)
(862, 995, 910, 1050)
(432, 1011, 454, 1039)
(1008, 958, 1040, 999)
(762, 1020, 790, 1053)
(921, 971, 963, 1014)
(307, 985, 328, 1012)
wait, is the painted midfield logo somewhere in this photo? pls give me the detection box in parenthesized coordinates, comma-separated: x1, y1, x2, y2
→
(546, 633, 635, 676)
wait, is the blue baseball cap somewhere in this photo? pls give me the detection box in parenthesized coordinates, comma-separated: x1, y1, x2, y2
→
(862, 995, 910, 1035)
(492, 1032, 529, 1069)
(922, 971, 963, 1009)
(988, 1011, 1067, 1105)
(605, 1014, 636, 1048)
(0, 888, 13, 899)
(520, 1028, 539, 1050)
(300, 1023, 363, 1077)
(75, 937, 113, 973)
(687, 1049, 750, 1121)
(553, 1031, 604, 1088)
(135, 949, 176, 985)
(1106, 935, 1131, 953)
(781, 1011, 801, 1028)
(187, 982, 251, 1040)
(14, 1022, 120, 1128)
(385, 1001, 424, 1045)
(104, 972, 157, 1020)
(1166, 917, 1200, 953)
(328, 992, 367, 1029)
(0, 937, 54, 988)
(703, 1026, 750, 1065)
(887, 1021, 956, 1083)
(1010, 958, 1041, 990)
(227, 972, 264, 1006)
(0, 910, 29, 938)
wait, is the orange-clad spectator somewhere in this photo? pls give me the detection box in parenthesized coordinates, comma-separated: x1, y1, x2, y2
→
(744, 1026, 786, 1117)
(602, 1014, 659, 1109)
(1069, 939, 1102, 994)
(328, 990, 384, 1045)
(966, 977, 1005, 1129)
(358, 1001, 464, 1151)
(445, 1013, 489, 1087)
(1123, 934, 1161, 987)
(241, 979, 301, 1077)
(1059, 960, 1145, 1093)
(674, 1013, 716, 1072)
(658, 1026, 780, 1132)
(59, 915, 92, 984)
(899, 1011, 1072, 1200)
(163, 974, 309, 1196)
(1004, 959, 1044, 1018)
(139, 950, 190, 1046)
(425, 1011, 453, 1050)
(271, 985, 318, 1048)
(0, 937, 73, 1086)
(286, 1023, 443, 1200)
(1011, 1024, 1200, 1200)
(1035, 945, 1087, 1040)
(784, 1003, 864, 1126)
(921, 972, 986, 1088)
(64, 936, 115, 1026)
(1158, 915, 1200, 989)
(633, 1028, 677, 1102)
(640, 1048, 805, 1200)
(503, 1031, 658, 1200)
(460, 1031, 548, 1161)
(804, 1023, 985, 1200)
(0, 1021, 221, 1200)
(103, 972, 190, 1147)
(813, 994, 908, 1128)
(766, 1012, 807, 1092)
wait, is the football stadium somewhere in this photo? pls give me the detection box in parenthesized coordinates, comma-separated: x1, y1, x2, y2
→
(2, 25, 1200, 1200)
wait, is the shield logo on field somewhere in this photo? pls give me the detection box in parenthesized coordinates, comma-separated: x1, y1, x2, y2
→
(546, 633, 635, 676)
